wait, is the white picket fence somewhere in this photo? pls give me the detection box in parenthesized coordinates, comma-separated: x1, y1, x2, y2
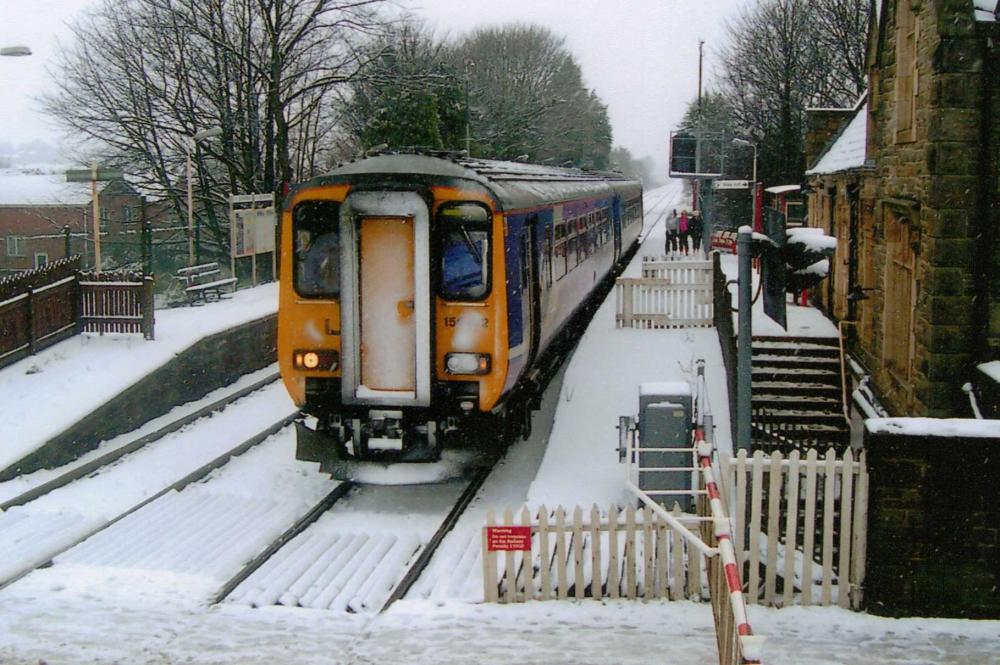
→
(720, 448, 869, 609)
(615, 258, 713, 329)
(482, 504, 705, 603)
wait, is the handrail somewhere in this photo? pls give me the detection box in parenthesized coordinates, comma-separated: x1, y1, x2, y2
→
(838, 320, 857, 424)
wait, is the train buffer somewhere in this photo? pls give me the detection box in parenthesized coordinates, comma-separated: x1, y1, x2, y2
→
(176, 262, 237, 305)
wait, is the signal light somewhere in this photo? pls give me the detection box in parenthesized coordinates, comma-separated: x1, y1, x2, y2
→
(293, 349, 339, 371)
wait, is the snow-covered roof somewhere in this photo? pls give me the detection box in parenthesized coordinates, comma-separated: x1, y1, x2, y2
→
(764, 184, 801, 195)
(974, 0, 997, 22)
(806, 103, 869, 176)
(0, 167, 93, 206)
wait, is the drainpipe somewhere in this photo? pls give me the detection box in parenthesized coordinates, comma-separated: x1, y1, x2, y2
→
(970, 36, 995, 392)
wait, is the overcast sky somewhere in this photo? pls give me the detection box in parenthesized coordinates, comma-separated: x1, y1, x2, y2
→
(0, 0, 744, 174)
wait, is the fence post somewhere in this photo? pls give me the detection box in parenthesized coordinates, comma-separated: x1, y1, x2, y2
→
(63, 225, 72, 259)
(142, 276, 155, 340)
(26, 287, 35, 355)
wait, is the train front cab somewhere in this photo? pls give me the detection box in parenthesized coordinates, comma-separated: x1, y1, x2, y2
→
(278, 181, 509, 476)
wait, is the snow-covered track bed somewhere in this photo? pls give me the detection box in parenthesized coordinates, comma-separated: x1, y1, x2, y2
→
(0, 384, 298, 592)
(0, 370, 280, 509)
(223, 466, 492, 614)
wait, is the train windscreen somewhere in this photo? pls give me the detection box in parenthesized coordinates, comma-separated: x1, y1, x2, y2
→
(438, 202, 490, 301)
(293, 201, 341, 298)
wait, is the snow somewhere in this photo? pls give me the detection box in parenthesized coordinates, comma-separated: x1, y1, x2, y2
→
(805, 103, 868, 175)
(978, 360, 1000, 383)
(0, 282, 278, 469)
(788, 227, 838, 252)
(640, 381, 691, 397)
(974, 0, 997, 21)
(0, 182, 998, 663)
(866, 417, 1000, 438)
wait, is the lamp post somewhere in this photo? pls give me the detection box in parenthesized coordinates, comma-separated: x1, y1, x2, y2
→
(186, 126, 222, 267)
(0, 46, 31, 57)
(463, 58, 475, 155)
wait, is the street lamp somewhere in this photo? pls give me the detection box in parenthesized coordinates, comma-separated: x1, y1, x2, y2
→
(0, 46, 32, 57)
(186, 126, 222, 267)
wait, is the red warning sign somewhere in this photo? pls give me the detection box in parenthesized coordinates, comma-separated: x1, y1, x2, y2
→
(486, 526, 532, 551)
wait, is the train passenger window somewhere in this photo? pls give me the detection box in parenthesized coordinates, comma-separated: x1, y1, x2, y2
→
(438, 203, 491, 300)
(293, 201, 341, 298)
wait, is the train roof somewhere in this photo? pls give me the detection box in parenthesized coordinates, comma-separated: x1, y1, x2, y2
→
(302, 151, 642, 211)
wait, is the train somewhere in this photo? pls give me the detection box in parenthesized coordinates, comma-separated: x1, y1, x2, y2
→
(277, 151, 643, 479)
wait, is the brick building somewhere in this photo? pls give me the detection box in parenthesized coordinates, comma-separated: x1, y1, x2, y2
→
(804, 0, 999, 418)
(0, 168, 180, 275)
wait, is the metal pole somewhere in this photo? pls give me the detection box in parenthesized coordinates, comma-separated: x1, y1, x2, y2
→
(736, 227, 753, 452)
(186, 143, 194, 267)
(91, 161, 101, 274)
(63, 225, 71, 259)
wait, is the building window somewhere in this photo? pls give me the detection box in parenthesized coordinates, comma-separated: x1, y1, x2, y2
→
(100, 207, 111, 230)
(894, 1, 918, 143)
(123, 205, 134, 224)
(883, 208, 918, 381)
(34, 253, 48, 269)
(5, 235, 24, 257)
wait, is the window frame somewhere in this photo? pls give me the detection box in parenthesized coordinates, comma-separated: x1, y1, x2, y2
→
(6, 235, 24, 257)
(292, 200, 342, 300)
(435, 201, 493, 302)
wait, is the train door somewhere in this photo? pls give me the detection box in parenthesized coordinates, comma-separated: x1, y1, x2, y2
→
(340, 191, 431, 407)
(360, 216, 415, 391)
(521, 218, 541, 366)
(612, 196, 623, 258)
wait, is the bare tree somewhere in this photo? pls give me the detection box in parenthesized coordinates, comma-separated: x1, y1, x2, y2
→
(43, 0, 387, 262)
(717, 0, 870, 185)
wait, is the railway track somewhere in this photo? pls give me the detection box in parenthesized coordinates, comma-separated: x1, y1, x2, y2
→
(0, 370, 281, 510)
(0, 384, 298, 592)
(216, 464, 494, 613)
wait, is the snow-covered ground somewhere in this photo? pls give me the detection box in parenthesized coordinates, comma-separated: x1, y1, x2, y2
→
(0, 182, 998, 664)
(0, 282, 279, 469)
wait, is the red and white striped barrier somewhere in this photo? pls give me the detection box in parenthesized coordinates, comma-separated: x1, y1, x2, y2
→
(696, 427, 764, 664)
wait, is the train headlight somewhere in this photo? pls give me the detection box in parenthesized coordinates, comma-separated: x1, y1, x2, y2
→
(445, 352, 491, 375)
(293, 349, 339, 371)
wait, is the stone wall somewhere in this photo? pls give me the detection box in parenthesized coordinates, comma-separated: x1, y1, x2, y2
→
(858, 0, 997, 417)
(864, 423, 1000, 619)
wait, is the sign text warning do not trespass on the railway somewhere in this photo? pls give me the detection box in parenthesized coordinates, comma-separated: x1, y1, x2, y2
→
(486, 526, 532, 551)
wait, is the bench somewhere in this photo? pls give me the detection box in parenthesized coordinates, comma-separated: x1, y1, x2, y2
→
(175, 262, 237, 305)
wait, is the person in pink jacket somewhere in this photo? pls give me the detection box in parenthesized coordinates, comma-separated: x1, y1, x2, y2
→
(678, 210, 690, 255)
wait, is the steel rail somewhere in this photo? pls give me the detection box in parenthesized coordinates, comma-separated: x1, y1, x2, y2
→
(212, 481, 357, 605)
(379, 464, 494, 613)
(0, 414, 297, 593)
(0, 372, 280, 511)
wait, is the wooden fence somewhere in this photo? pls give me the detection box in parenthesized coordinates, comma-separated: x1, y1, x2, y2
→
(615, 258, 714, 329)
(721, 448, 868, 609)
(482, 504, 704, 603)
(0, 258, 153, 370)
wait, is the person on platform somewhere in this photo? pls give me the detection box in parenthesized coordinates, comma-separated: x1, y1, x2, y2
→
(678, 210, 690, 255)
(664, 209, 679, 255)
(689, 211, 703, 254)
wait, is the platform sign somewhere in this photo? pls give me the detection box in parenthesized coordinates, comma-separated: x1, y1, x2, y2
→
(486, 526, 532, 551)
(713, 180, 750, 190)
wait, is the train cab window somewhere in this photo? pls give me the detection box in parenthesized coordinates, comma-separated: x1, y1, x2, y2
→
(293, 201, 341, 298)
(438, 202, 491, 300)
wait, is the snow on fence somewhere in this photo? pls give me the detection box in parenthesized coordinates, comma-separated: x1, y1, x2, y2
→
(721, 448, 868, 610)
(482, 504, 705, 603)
(615, 258, 713, 329)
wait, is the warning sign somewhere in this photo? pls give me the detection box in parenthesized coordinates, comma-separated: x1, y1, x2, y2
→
(486, 526, 532, 552)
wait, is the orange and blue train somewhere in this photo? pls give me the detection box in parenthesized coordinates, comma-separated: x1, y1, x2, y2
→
(278, 151, 642, 478)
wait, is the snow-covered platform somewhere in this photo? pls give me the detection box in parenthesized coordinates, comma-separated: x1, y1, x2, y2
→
(0, 283, 280, 474)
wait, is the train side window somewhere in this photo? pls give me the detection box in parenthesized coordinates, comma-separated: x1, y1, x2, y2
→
(438, 202, 491, 301)
(293, 200, 341, 298)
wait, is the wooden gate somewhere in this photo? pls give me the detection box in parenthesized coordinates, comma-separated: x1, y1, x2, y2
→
(615, 258, 713, 328)
(721, 448, 868, 609)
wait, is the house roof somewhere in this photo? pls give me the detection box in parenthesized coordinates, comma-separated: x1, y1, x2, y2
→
(806, 103, 869, 176)
(0, 168, 93, 206)
(974, 0, 998, 22)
